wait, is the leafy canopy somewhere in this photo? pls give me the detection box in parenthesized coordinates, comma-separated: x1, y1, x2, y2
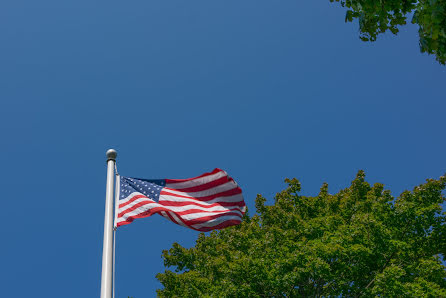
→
(157, 172, 446, 297)
(330, 0, 446, 64)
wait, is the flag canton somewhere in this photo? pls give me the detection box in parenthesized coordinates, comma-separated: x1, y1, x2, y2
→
(120, 176, 166, 202)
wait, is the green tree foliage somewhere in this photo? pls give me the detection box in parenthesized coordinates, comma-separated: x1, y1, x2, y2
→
(157, 172, 446, 297)
(330, 0, 446, 65)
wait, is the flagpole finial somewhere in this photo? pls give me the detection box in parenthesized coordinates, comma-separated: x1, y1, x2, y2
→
(106, 149, 117, 161)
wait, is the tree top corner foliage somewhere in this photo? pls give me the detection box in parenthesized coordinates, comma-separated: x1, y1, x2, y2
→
(331, 0, 446, 65)
(157, 171, 446, 297)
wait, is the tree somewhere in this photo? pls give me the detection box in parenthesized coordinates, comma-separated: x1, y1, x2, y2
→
(330, 0, 446, 65)
(156, 172, 446, 297)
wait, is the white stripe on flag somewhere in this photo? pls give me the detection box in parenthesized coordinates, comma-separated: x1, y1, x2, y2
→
(168, 211, 189, 228)
(118, 196, 154, 212)
(163, 180, 238, 198)
(191, 215, 243, 229)
(118, 192, 145, 206)
(166, 170, 227, 190)
(179, 209, 244, 221)
(159, 193, 244, 204)
(118, 202, 160, 222)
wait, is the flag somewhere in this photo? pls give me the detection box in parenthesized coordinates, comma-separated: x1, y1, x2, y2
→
(115, 168, 246, 231)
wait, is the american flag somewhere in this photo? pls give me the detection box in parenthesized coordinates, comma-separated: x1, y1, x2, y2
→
(114, 168, 246, 231)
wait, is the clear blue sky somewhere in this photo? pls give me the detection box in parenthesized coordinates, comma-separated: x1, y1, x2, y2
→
(1, 0, 445, 297)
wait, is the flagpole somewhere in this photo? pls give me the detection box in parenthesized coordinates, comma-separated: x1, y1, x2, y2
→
(101, 149, 117, 298)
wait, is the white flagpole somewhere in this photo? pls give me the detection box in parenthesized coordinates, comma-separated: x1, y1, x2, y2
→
(101, 149, 117, 298)
(113, 173, 120, 298)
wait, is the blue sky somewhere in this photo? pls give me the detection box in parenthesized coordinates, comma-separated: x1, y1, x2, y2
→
(1, 0, 445, 297)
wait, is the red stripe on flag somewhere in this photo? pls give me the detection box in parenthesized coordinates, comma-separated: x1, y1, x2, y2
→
(160, 186, 242, 201)
(196, 219, 242, 232)
(118, 194, 150, 209)
(118, 201, 156, 218)
(168, 176, 231, 192)
(180, 211, 243, 225)
(158, 200, 245, 208)
(164, 207, 243, 217)
(165, 168, 222, 184)
(117, 206, 169, 227)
